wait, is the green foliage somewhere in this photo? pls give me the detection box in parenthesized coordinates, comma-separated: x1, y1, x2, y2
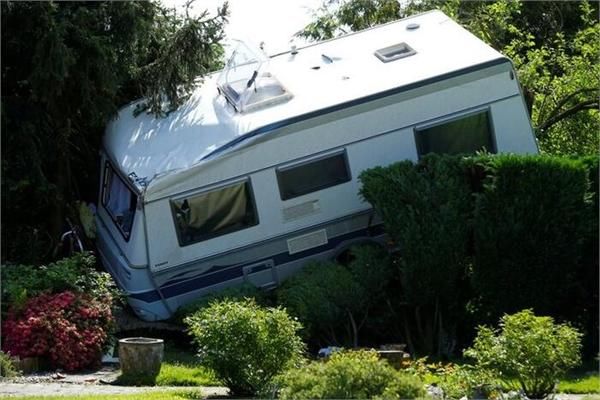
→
(1, 1, 228, 264)
(471, 154, 590, 319)
(277, 245, 393, 348)
(0, 351, 19, 378)
(436, 364, 496, 400)
(506, 11, 600, 155)
(1, 252, 118, 312)
(360, 154, 471, 355)
(275, 350, 425, 400)
(299, 0, 402, 41)
(464, 310, 583, 399)
(135, 3, 228, 116)
(184, 299, 305, 395)
(173, 282, 269, 324)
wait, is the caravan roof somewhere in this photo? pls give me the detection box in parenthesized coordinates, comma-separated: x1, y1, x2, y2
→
(104, 10, 505, 193)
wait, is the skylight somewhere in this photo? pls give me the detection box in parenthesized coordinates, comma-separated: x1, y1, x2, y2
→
(217, 41, 292, 113)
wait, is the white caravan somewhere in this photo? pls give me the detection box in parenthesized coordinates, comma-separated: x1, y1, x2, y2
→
(96, 10, 537, 321)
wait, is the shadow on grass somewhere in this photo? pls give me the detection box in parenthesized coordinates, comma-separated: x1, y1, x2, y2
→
(112, 372, 159, 386)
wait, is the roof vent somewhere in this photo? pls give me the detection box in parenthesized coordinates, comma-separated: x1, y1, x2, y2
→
(407, 23, 420, 30)
(374, 42, 416, 63)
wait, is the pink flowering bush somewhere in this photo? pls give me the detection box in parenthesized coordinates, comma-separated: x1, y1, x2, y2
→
(2, 291, 113, 371)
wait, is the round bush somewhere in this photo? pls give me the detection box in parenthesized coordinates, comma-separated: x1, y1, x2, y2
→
(2, 291, 113, 371)
(464, 309, 582, 399)
(276, 350, 425, 399)
(184, 299, 305, 395)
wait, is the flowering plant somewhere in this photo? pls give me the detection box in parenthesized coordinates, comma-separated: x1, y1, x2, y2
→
(2, 291, 113, 371)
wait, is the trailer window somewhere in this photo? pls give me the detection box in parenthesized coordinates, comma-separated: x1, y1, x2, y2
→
(102, 163, 136, 240)
(277, 151, 351, 201)
(415, 111, 496, 157)
(171, 180, 258, 246)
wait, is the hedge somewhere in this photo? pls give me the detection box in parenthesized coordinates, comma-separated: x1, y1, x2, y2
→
(359, 153, 598, 355)
(471, 154, 589, 318)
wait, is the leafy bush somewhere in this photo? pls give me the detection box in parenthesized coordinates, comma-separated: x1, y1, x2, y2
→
(2, 290, 114, 371)
(0, 351, 19, 378)
(436, 364, 496, 400)
(174, 283, 270, 324)
(184, 299, 304, 395)
(1, 252, 118, 311)
(464, 309, 582, 399)
(360, 154, 472, 355)
(275, 350, 425, 399)
(278, 245, 393, 348)
(471, 155, 590, 319)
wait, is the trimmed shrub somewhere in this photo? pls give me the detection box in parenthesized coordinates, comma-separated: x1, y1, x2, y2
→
(2, 291, 114, 371)
(360, 154, 472, 355)
(278, 245, 393, 348)
(184, 299, 304, 396)
(275, 350, 425, 399)
(464, 309, 582, 399)
(471, 155, 590, 318)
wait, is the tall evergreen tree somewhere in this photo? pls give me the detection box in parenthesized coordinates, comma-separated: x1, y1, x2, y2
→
(1, 1, 228, 263)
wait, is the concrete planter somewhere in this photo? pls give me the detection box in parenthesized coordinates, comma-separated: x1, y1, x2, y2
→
(118, 337, 164, 384)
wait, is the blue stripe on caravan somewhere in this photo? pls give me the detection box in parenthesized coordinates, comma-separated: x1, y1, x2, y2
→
(202, 58, 509, 161)
(129, 224, 385, 303)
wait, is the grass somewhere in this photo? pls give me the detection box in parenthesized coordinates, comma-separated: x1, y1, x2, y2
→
(558, 372, 600, 394)
(406, 359, 599, 394)
(8, 391, 205, 400)
(114, 347, 219, 387)
(156, 348, 219, 387)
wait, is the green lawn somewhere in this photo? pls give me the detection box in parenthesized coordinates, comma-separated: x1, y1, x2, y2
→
(156, 349, 219, 387)
(558, 373, 600, 394)
(9, 391, 203, 400)
(412, 361, 599, 394)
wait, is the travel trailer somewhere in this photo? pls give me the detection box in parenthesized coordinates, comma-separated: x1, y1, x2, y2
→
(96, 10, 538, 321)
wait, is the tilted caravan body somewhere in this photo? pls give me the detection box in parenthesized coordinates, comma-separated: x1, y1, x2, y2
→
(96, 11, 537, 321)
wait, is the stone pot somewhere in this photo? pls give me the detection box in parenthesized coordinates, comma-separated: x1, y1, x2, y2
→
(118, 337, 164, 383)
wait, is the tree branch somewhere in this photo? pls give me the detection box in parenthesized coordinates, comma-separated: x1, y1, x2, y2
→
(537, 99, 598, 135)
(546, 87, 597, 119)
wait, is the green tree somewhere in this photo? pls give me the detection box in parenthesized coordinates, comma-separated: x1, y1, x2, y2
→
(1, 1, 228, 263)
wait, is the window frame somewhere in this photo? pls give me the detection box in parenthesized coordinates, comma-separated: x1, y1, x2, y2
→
(101, 161, 138, 242)
(276, 149, 352, 201)
(170, 178, 259, 247)
(413, 108, 497, 158)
